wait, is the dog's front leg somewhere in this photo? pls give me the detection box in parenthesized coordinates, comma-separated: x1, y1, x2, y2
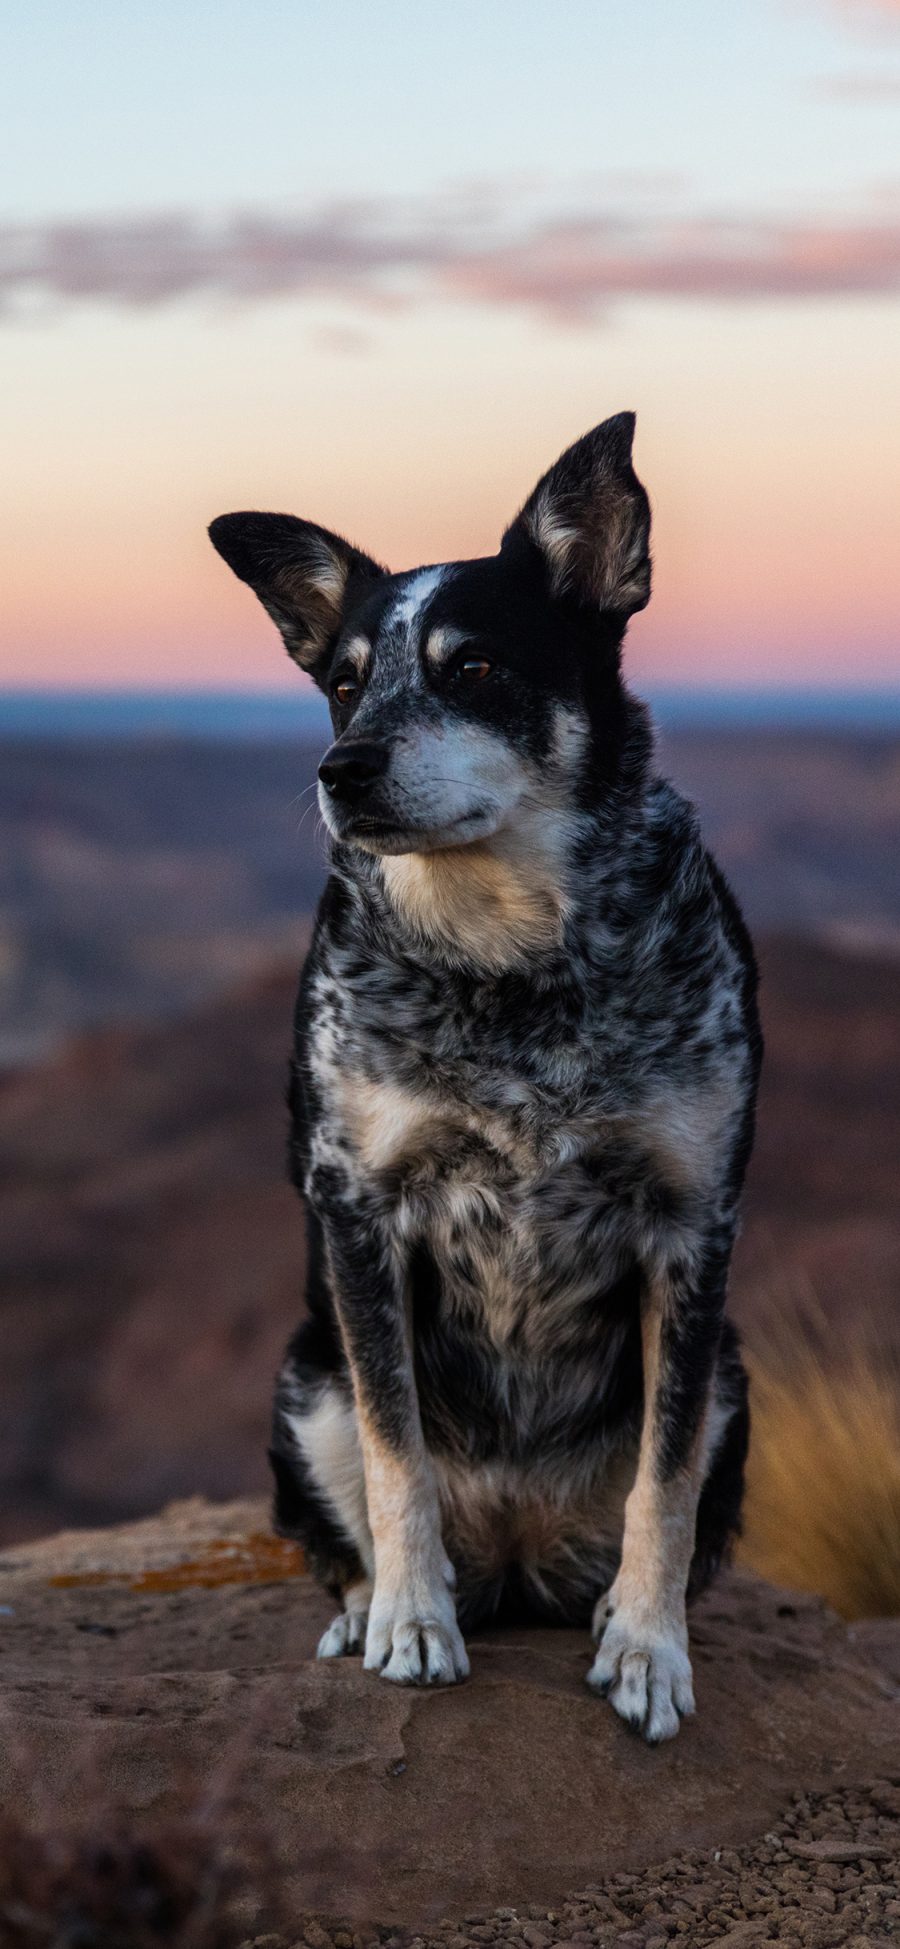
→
(588, 1233, 731, 1740)
(321, 1188, 468, 1687)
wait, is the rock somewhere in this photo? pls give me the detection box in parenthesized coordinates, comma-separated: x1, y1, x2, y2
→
(0, 1499, 898, 1930)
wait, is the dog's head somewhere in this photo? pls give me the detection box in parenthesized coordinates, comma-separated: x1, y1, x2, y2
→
(209, 413, 650, 857)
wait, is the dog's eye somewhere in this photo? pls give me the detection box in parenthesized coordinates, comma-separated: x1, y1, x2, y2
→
(333, 678, 358, 707)
(457, 657, 492, 683)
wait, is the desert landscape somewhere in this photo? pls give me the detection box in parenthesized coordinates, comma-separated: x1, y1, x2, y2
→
(6, 0, 900, 1927)
(1, 723, 898, 1946)
(1, 726, 898, 1556)
(1, 926, 898, 1570)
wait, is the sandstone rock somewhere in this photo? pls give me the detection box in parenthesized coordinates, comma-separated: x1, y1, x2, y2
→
(1, 1498, 897, 1929)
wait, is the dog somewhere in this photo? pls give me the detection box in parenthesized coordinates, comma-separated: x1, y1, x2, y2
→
(209, 411, 761, 1743)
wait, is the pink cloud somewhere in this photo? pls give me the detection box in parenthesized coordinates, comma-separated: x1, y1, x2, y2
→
(442, 210, 900, 318)
(1, 190, 899, 327)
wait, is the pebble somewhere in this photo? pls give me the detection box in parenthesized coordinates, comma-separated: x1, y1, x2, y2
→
(303, 1927, 332, 1949)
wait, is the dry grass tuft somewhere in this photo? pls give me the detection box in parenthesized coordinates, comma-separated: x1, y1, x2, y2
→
(0, 1797, 284, 1949)
(739, 1310, 900, 1620)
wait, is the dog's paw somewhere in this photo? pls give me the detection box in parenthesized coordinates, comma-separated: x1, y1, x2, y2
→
(364, 1582, 469, 1686)
(316, 1608, 368, 1659)
(587, 1602, 695, 1743)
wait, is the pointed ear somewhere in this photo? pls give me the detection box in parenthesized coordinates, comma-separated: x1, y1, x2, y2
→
(208, 512, 385, 678)
(505, 412, 651, 617)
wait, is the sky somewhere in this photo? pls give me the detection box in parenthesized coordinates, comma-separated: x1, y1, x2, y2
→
(2, 0, 899, 692)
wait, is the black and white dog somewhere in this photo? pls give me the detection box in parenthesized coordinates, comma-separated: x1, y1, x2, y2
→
(209, 413, 761, 1743)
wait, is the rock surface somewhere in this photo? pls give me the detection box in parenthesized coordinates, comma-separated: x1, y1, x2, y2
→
(1, 1499, 897, 1933)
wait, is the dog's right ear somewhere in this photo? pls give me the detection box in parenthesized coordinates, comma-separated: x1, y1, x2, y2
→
(208, 512, 385, 680)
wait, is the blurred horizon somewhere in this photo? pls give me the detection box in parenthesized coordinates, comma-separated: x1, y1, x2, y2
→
(2, 680, 900, 737)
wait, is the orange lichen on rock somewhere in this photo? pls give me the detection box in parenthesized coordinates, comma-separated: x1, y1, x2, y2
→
(49, 1531, 305, 1593)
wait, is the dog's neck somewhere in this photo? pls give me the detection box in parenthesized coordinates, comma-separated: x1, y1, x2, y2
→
(377, 805, 575, 973)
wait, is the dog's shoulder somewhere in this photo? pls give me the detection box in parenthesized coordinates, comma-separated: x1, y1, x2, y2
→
(646, 770, 760, 1070)
(577, 771, 747, 999)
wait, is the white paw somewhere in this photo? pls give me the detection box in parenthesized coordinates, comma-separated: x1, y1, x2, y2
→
(316, 1607, 368, 1659)
(587, 1600, 695, 1743)
(364, 1582, 469, 1686)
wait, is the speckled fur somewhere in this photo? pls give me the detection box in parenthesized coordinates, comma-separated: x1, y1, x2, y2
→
(210, 412, 761, 1737)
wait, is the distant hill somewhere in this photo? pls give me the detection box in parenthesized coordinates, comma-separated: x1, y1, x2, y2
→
(0, 933, 896, 1546)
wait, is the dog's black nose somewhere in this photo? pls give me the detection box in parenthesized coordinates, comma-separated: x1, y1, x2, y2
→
(318, 739, 390, 802)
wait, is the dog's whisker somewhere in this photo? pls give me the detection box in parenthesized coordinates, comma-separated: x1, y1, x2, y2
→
(296, 797, 326, 838)
(285, 783, 320, 816)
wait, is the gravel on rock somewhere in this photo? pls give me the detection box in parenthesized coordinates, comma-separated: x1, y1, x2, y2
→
(254, 1776, 899, 1949)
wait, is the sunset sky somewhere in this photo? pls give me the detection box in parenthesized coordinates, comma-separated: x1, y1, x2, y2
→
(2, 0, 899, 692)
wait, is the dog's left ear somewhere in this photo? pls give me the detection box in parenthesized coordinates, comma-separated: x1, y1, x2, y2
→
(505, 411, 651, 617)
(208, 511, 385, 680)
